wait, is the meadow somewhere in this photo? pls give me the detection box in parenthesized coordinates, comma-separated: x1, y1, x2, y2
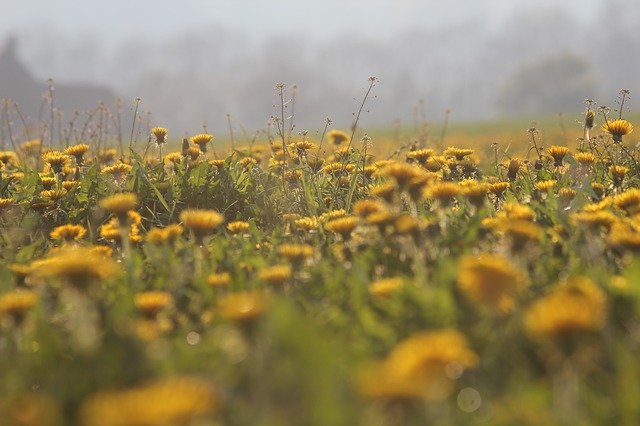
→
(1, 85, 640, 425)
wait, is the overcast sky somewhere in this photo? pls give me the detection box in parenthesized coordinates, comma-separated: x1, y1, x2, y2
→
(0, 0, 600, 44)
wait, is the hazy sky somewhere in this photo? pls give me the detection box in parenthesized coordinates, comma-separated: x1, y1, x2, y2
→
(0, 0, 600, 43)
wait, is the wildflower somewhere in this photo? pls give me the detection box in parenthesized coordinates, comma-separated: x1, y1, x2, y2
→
(327, 129, 349, 146)
(191, 133, 213, 153)
(207, 272, 232, 288)
(0, 150, 18, 166)
(353, 199, 385, 217)
(227, 221, 250, 235)
(65, 144, 90, 165)
(79, 377, 220, 426)
(9, 263, 31, 287)
(558, 187, 577, 203)
(502, 220, 541, 250)
(571, 211, 617, 230)
(524, 277, 606, 339)
(607, 223, 640, 252)
(294, 216, 319, 232)
(610, 165, 629, 187)
(240, 157, 258, 168)
(259, 264, 292, 286)
(489, 182, 510, 197)
(534, 180, 556, 192)
(180, 209, 224, 241)
(40, 176, 57, 190)
(97, 148, 118, 165)
(614, 189, 640, 214)
(31, 246, 120, 288)
(0, 290, 38, 323)
(151, 127, 168, 145)
(602, 119, 633, 142)
(278, 243, 314, 268)
(101, 162, 132, 181)
(218, 291, 267, 322)
(146, 224, 183, 245)
(369, 277, 404, 297)
(443, 147, 474, 161)
(100, 193, 138, 222)
(379, 162, 424, 191)
(62, 180, 79, 191)
(134, 291, 173, 318)
(50, 224, 86, 242)
(0, 197, 15, 210)
(324, 216, 359, 240)
(318, 209, 347, 223)
(574, 152, 597, 167)
(366, 211, 395, 232)
(321, 162, 354, 176)
(358, 329, 478, 401)
(406, 148, 435, 164)
(547, 146, 570, 167)
(43, 151, 70, 174)
(370, 182, 396, 203)
(424, 182, 460, 206)
(20, 139, 42, 155)
(457, 254, 527, 313)
(40, 189, 67, 201)
(100, 215, 142, 244)
(502, 202, 535, 221)
(460, 181, 490, 207)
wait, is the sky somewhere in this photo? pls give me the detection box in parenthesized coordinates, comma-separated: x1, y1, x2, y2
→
(0, 0, 600, 44)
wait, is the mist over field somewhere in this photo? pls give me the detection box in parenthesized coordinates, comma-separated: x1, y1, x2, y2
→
(2, 0, 639, 133)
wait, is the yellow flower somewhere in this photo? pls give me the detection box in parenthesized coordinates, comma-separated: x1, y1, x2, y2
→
(602, 119, 633, 142)
(424, 182, 460, 205)
(190, 133, 213, 152)
(0, 197, 15, 210)
(40, 189, 67, 201)
(50, 224, 86, 242)
(278, 243, 314, 267)
(180, 209, 224, 239)
(534, 180, 556, 192)
(614, 189, 640, 215)
(574, 152, 597, 167)
(369, 277, 404, 298)
(31, 247, 120, 288)
(318, 209, 347, 223)
(40, 176, 57, 190)
(65, 143, 90, 164)
(151, 127, 168, 145)
(443, 147, 474, 160)
(293, 216, 320, 232)
(134, 291, 173, 318)
(259, 264, 292, 286)
(227, 221, 250, 234)
(0, 290, 38, 321)
(406, 148, 435, 165)
(218, 291, 267, 322)
(324, 216, 359, 240)
(358, 329, 478, 401)
(79, 377, 220, 426)
(100, 193, 138, 219)
(457, 254, 527, 313)
(524, 277, 606, 339)
(207, 272, 232, 288)
(610, 165, 629, 186)
(547, 146, 570, 167)
(102, 162, 132, 180)
(43, 151, 70, 173)
(326, 129, 349, 146)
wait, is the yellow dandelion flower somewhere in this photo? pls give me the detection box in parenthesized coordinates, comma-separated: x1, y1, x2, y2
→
(31, 246, 120, 288)
(602, 119, 633, 142)
(534, 180, 556, 192)
(97, 148, 118, 165)
(610, 165, 629, 186)
(0, 197, 15, 210)
(50, 224, 86, 242)
(574, 152, 597, 167)
(134, 291, 173, 318)
(40, 188, 67, 201)
(0, 290, 38, 322)
(65, 143, 90, 164)
(524, 277, 606, 339)
(294, 216, 320, 231)
(324, 216, 359, 240)
(190, 133, 213, 152)
(406, 148, 435, 164)
(100, 193, 138, 220)
(43, 151, 70, 173)
(327, 129, 349, 146)
(151, 127, 168, 145)
(457, 254, 527, 313)
(218, 291, 267, 322)
(259, 264, 292, 286)
(180, 209, 224, 239)
(40, 176, 57, 190)
(443, 147, 474, 161)
(101, 162, 132, 179)
(370, 182, 396, 203)
(207, 272, 232, 288)
(79, 377, 220, 426)
(547, 146, 570, 167)
(369, 277, 405, 298)
(424, 182, 460, 206)
(318, 209, 347, 223)
(227, 221, 250, 234)
(278, 243, 314, 268)
(614, 189, 640, 214)
(353, 199, 385, 217)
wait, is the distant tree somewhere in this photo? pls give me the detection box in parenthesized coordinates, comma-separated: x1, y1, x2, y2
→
(496, 53, 597, 116)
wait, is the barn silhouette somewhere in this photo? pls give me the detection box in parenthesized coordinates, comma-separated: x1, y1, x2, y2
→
(0, 37, 116, 121)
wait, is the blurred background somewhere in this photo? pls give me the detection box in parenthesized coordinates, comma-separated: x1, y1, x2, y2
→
(1, 0, 639, 135)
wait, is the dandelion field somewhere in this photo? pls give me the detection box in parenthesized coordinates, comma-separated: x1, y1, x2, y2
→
(2, 85, 640, 425)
